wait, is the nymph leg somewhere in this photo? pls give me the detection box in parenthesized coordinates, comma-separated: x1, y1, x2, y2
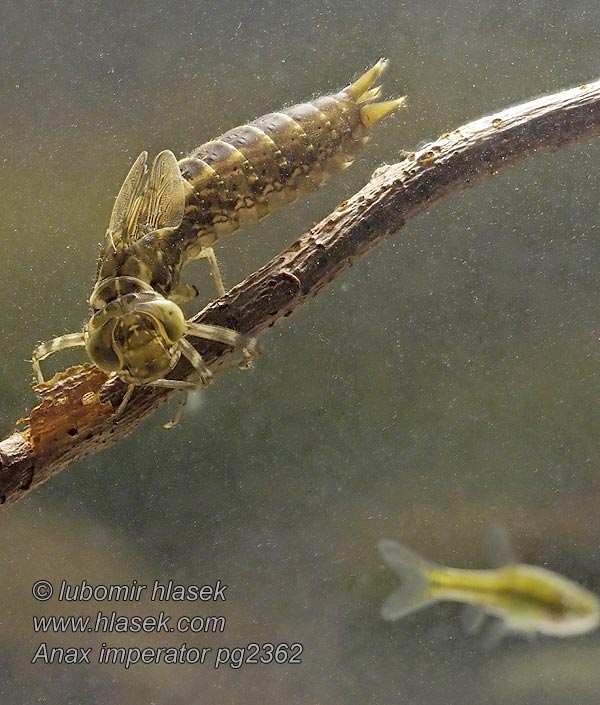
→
(32, 332, 86, 383)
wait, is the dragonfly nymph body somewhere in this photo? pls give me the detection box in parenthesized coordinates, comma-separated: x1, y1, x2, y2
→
(32, 59, 405, 426)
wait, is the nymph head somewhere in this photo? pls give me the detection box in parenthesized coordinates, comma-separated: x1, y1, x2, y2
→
(85, 289, 186, 384)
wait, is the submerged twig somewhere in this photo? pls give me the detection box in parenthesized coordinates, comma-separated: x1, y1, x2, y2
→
(2, 78, 600, 509)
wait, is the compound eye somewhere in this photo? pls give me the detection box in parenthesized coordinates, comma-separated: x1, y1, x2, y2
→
(85, 324, 122, 372)
(149, 300, 185, 343)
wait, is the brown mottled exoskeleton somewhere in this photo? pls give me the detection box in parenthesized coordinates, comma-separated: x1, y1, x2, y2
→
(32, 59, 405, 426)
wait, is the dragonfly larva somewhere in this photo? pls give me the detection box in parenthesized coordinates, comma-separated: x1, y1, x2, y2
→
(32, 59, 405, 426)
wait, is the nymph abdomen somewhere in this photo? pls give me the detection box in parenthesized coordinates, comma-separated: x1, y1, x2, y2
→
(174, 59, 404, 258)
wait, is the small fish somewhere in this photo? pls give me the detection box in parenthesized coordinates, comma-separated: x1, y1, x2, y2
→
(378, 538, 600, 640)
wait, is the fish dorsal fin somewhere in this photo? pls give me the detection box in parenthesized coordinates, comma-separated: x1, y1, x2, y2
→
(483, 522, 519, 568)
(378, 539, 438, 620)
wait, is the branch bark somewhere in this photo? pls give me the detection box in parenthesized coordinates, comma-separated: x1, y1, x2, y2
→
(2, 78, 600, 509)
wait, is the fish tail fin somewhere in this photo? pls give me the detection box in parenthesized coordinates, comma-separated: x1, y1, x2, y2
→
(345, 59, 407, 128)
(378, 539, 437, 620)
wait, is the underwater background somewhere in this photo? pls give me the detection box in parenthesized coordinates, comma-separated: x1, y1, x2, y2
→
(0, 0, 599, 703)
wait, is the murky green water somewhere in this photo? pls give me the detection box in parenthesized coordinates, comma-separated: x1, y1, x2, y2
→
(1, 1, 599, 703)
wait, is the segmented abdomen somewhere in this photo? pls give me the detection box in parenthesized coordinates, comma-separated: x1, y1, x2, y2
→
(170, 60, 403, 263)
